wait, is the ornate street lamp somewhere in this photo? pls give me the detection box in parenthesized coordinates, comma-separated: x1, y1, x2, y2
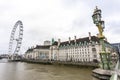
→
(92, 6, 105, 39)
(92, 6, 110, 70)
(92, 7, 101, 26)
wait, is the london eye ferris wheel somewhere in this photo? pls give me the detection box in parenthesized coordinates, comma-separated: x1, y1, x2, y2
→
(8, 20, 23, 55)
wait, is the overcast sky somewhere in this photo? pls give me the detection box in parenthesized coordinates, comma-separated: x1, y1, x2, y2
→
(0, 0, 120, 54)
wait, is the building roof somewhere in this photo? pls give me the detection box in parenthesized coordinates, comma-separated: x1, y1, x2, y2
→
(111, 43, 120, 45)
(34, 45, 50, 49)
(26, 48, 34, 53)
(59, 36, 108, 46)
(25, 45, 50, 53)
(26, 36, 110, 53)
(51, 36, 110, 47)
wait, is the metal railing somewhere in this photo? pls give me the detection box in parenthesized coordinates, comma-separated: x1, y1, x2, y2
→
(110, 60, 120, 80)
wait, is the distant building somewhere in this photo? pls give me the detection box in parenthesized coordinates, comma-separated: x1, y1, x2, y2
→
(110, 43, 120, 62)
(111, 43, 120, 53)
(44, 40, 51, 46)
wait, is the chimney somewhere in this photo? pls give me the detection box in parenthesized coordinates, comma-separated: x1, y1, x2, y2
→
(89, 32, 91, 41)
(69, 37, 71, 44)
(58, 38, 61, 46)
(74, 36, 76, 43)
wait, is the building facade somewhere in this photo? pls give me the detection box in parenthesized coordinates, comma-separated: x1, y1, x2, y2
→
(58, 35, 112, 62)
(25, 33, 115, 63)
(25, 45, 50, 60)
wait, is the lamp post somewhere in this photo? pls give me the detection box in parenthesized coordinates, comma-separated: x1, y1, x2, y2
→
(92, 6, 110, 70)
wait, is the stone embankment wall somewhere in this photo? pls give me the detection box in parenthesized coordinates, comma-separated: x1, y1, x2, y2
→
(21, 59, 98, 67)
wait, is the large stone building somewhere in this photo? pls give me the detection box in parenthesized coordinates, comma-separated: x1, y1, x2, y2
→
(25, 33, 115, 62)
(53, 33, 112, 62)
(111, 43, 120, 53)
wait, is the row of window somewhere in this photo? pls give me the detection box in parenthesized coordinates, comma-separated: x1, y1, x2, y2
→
(60, 46, 90, 50)
(68, 55, 90, 57)
(61, 50, 90, 53)
(60, 51, 91, 55)
(67, 49, 90, 51)
(60, 47, 91, 52)
(59, 42, 98, 48)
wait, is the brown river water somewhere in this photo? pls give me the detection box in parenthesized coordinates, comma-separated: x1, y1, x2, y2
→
(0, 59, 98, 80)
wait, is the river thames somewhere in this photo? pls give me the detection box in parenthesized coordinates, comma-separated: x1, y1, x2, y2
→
(0, 59, 98, 80)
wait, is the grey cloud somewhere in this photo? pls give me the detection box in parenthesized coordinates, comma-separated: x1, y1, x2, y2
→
(0, 0, 120, 54)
